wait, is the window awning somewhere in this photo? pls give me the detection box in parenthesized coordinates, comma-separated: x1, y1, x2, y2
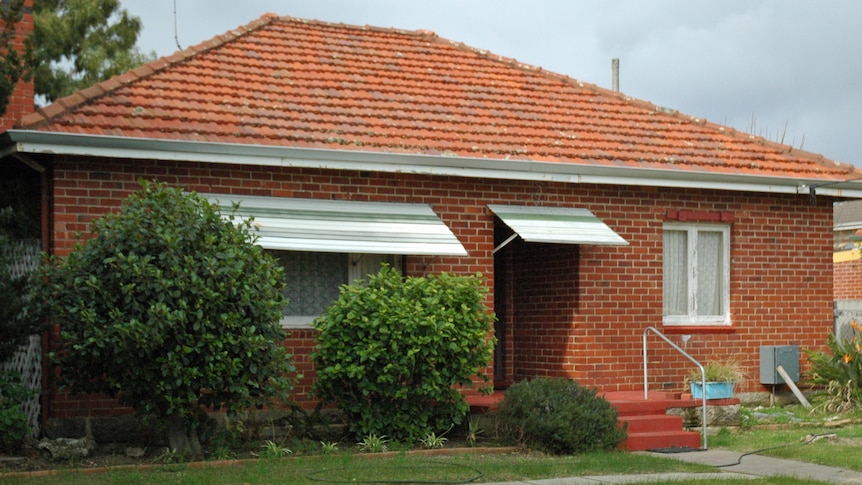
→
(488, 204, 628, 252)
(203, 194, 468, 256)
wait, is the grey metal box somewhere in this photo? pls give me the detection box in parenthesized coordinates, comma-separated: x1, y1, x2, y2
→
(760, 345, 800, 384)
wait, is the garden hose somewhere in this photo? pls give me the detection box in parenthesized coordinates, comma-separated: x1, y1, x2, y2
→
(716, 432, 838, 468)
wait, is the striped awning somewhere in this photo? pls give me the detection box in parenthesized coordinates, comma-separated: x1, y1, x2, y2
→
(488, 204, 628, 250)
(203, 194, 467, 256)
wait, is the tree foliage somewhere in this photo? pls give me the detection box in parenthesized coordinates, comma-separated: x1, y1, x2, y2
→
(31, 0, 155, 102)
(312, 266, 495, 441)
(32, 181, 294, 453)
(0, 0, 156, 113)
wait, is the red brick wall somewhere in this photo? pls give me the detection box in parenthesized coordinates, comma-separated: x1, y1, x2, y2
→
(45, 156, 835, 418)
(0, 0, 34, 131)
(511, 242, 579, 379)
(835, 258, 862, 300)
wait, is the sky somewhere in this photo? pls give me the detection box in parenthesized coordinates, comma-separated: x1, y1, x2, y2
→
(124, 1, 862, 168)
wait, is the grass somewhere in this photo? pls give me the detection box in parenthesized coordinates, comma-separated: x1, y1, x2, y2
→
(709, 403, 862, 472)
(0, 452, 837, 485)
(1, 445, 842, 485)
(0, 449, 713, 484)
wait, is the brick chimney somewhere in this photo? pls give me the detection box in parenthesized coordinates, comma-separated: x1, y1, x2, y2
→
(0, 0, 33, 131)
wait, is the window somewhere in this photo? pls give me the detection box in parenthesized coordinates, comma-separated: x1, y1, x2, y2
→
(662, 223, 730, 326)
(270, 251, 402, 328)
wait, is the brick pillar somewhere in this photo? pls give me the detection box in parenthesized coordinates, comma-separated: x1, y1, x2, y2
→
(0, 0, 34, 131)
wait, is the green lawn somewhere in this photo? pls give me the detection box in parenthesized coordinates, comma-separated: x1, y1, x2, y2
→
(710, 406, 862, 472)
(0, 445, 846, 485)
(0, 449, 713, 485)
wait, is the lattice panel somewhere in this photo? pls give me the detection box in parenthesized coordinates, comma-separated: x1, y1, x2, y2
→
(8, 239, 40, 278)
(3, 239, 41, 438)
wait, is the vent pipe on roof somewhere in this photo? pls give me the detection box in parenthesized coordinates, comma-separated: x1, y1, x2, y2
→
(612, 58, 620, 92)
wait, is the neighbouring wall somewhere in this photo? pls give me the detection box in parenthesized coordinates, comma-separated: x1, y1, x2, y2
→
(835, 255, 862, 300)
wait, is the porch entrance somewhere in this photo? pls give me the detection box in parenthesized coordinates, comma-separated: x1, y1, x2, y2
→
(488, 205, 628, 386)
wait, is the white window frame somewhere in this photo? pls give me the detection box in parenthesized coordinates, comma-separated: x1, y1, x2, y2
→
(273, 251, 402, 329)
(662, 223, 731, 326)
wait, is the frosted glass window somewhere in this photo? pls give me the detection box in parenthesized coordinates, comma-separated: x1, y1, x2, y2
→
(662, 230, 688, 316)
(276, 251, 346, 317)
(269, 251, 401, 328)
(662, 224, 730, 325)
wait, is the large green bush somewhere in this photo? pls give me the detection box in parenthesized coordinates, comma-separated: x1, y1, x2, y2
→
(312, 266, 495, 441)
(32, 181, 295, 454)
(495, 377, 627, 454)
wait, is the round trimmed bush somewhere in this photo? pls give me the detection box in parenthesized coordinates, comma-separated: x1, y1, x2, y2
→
(495, 377, 626, 454)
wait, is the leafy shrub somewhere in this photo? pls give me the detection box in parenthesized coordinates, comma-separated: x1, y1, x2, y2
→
(32, 180, 295, 454)
(356, 433, 389, 453)
(312, 266, 495, 441)
(419, 430, 448, 449)
(686, 356, 745, 384)
(807, 325, 862, 412)
(495, 377, 626, 454)
(0, 371, 31, 453)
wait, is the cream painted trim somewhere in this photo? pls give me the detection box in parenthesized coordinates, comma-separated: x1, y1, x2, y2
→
(6, 130, 862, 198)
(834, 249, 862, 263)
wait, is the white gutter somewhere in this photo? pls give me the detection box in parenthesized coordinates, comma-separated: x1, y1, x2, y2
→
(5, 130, 862, 198)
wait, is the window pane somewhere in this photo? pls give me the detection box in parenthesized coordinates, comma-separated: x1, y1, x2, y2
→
(696, 231, 723, 315)
(663, 230, 688, 316)
(349, 254, 400, 282)
(274, 251, 347, 316)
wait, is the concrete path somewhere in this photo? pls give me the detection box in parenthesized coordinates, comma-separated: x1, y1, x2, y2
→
(478, 448, 862, 484)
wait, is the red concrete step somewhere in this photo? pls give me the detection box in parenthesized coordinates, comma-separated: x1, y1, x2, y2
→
(467, 394, 501, 414)
(612, 399, 672, 416)
(466, 389, 708, 452)
(606, 390, 705, 451)
(621, 430, 702, 451)
(620, 414, 684, 434)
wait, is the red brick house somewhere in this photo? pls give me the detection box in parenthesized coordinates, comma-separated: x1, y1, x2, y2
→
(4, 13, 862, 431)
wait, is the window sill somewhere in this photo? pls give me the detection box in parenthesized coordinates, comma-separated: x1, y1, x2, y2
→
(662, 326, 735, 335)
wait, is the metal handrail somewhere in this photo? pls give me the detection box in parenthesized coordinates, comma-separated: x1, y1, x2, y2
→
(643, 326, 708, 450)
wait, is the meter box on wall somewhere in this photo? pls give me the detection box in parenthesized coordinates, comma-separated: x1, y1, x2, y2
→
(760, 345, 800, 384)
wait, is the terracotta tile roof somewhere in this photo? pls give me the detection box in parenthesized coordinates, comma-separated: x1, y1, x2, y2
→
(18, 13, 859, 181)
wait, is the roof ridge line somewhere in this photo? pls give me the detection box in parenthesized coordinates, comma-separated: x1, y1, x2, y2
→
(17, 12, 282, 129)
(698, 116, 857, 174)
(284, 14, 445, 38)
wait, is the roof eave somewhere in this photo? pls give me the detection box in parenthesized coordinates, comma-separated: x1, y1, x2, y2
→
(5, 130, 862, 198)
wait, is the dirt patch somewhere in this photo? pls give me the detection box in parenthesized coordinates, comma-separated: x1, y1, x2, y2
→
(1, 435, 511, 477)
(1, 440, 199, 474)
